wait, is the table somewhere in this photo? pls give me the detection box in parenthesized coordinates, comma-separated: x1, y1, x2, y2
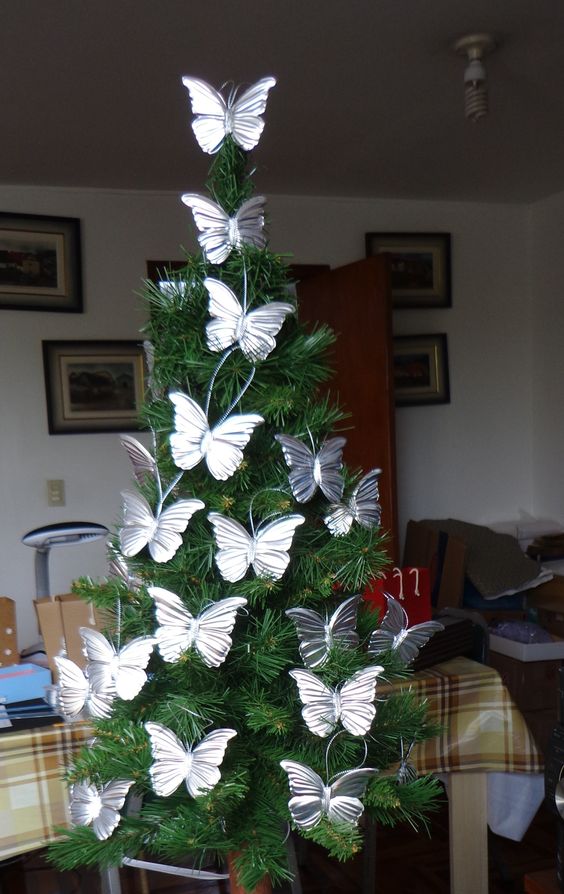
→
(0, 722, 90, 860)
(383, 656, 544, 894)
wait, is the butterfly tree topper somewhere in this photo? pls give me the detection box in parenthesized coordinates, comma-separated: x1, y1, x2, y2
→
(182, 195, 267, 265)
(275, 434, 346, 503)
(119, 490, 205, 564)
(204, 277, 294, 361)
(289, 666, 384, 738)
(280, 761, 377, 829)
(145, 722, 236, 798)
(208, 512, 305, 582)
(169, 392, 263, 481)
(286, 594, 361, 669)
(70, 779, 134, 841)
(80, 628, 155, 701)
(367, 594, 444, 664)
(182, 76, 276, 154)
(324, 469, 382, 537)
(54, 655, 115, 721)
(148, 586, 247, 667)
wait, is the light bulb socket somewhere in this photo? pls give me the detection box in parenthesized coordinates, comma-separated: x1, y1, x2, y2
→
(464, 58, 486, 86)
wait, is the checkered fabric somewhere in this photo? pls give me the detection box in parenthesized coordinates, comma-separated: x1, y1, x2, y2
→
(384, 656, 543, 775)
(0, 722, 90, 859)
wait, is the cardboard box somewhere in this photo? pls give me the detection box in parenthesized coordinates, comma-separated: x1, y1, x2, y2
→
(0, 664, 51, 704)
(0, 598, 17, 668)
(34, 593, 100, 673)
(489, 632, 564, 662)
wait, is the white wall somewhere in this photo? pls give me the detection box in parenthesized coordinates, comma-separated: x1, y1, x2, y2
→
(0, 185, 534, 650)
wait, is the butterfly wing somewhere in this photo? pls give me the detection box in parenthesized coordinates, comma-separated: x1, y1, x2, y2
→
(113, 636, 155, 700)
(252, 514, 305, 580)
(70, 781, 101, 828)
(149, 585, 195, 663)
(328, 595, 361, 652)
(324, 502, 355, 537)
(231, 195, 267, 251)
(145, 722, 191, 797)
(187, 728, 237, 797)
(169, 392, 209, 470)
(289, 668, 337, 737)
(316, 437, 346, 502)
(239, 301, 295, 361)
(367, 595, 409, 657)
(150, 498, 205, 563)
(195, 597, 247, 667)
(204, 277, 243, 353)
(396, 620, 445, 664)
(208, 512, 253, 582)
(328, 769, 376, 825)
(120, 435, 157, 484)
(279, 760, 325, 829)
(119, 490, 154, 557)
(338, 666, 384, 736)
(285, 606, 328, 669)
(181, 194, 231, 264)
(206, 413, 264, 480)
(94, 780, 134, 840)
(350, 469, 382, 529)
(274, 434, 316, 502)
(54, 656, 92, 719)
(229, 77, 276, 151)
(181, 77, 227, 154)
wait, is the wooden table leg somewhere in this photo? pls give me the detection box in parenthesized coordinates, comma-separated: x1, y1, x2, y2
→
(448, 772, 488, 894)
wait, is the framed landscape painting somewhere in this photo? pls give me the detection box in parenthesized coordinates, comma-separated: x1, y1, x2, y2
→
(393, 333, 450, 406)
(366, 232, 451, 308)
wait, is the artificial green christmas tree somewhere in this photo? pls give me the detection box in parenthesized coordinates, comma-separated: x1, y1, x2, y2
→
(49, 75, 441, 893)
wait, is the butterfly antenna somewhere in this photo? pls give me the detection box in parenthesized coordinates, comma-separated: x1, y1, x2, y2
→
(204, 346, 237, 417)
(218, 365, 256, 424)
(248, 486, 291, 528)
(115, 597, 122, 652)
(158, 470, 185, 514)
(242, 259, 248, 315)
(306, 425, 316, 453)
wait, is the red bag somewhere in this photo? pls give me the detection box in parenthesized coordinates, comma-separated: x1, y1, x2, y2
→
(364, 566, 431, 625)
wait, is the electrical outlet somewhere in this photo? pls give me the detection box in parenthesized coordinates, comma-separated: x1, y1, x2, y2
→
(47, 479, 65, 506)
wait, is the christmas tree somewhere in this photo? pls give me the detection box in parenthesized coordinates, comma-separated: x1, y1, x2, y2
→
(49, 76, 442, 893)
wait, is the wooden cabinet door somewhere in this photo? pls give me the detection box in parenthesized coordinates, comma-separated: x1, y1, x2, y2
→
(296, 256, 398, 560)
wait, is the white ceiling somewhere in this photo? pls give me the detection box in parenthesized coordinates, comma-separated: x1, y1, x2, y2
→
(4, 0, 564, 203)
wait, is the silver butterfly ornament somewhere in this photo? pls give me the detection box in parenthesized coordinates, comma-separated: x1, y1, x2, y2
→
(367, 594, 444, 664)
(182, 75, 276, 154)
(119, 490, 205, 563)
(208, 512, 305, 582)
(120, 434, 157, 484)
(70, 779, 134, 840)
(275, 434, 346, 503)
(148, 586, 246, 667)
(280, 760, 376, 829)
(145, 722, 236, 798)
(80, 627, 155, 701)
(289, 665, 384, 737)
(204, 277, 294, 361)
(169, 391, 263, 481)
(324, 469, 382, 536)
(54, 655, 115, 720)
(182, 194, 267, 265)
(286, 594, 361, 669)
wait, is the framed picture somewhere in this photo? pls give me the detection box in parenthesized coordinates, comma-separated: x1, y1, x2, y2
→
(393, 333, 450, 406)
(43, 340, 145, 434)
(0, 213, 82, 312)
(365, 232, 451, 308)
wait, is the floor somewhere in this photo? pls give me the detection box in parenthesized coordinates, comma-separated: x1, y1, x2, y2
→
(0, 798, 558, 894)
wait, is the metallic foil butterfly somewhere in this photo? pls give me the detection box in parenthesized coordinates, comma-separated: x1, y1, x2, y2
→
(367, 594, 444, 664)
(182, 194, 267, 265)
(275, 433, 346, 503)
(54, 655, 115, 720)
(108, 551, 142, 592)
(279, 760, 377, 829)
(70, 779, 134, 840)
(289, 665, 384, 737)
(119, 490, 205, 563)
(204, 277, 294, 361)
(182, 75, 276, 154)
(286, 594, 361, 669)
(324, 469, 382, 536)
(145, 722, 236, 798)
(148, 586, 247, 667)
(120, 434, 157, 484)
(207, 512, 305, 582)
(80, 628, 155, 701)
(169, 391, 263, 481)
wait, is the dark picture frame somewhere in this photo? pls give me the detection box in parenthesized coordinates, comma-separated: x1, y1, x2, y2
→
(43, 340, 145, 434)
(393, 333, 450, 406)
(365, 232, 451, 308)
(0, 213, 82, 312)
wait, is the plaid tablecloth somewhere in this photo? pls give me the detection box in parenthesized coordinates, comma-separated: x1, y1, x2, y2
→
(0, 722, 90, 859)
(388, 655, 543, 775)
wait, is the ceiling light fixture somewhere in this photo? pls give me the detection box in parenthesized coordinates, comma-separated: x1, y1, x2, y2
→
(453, 33, 497, 122)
